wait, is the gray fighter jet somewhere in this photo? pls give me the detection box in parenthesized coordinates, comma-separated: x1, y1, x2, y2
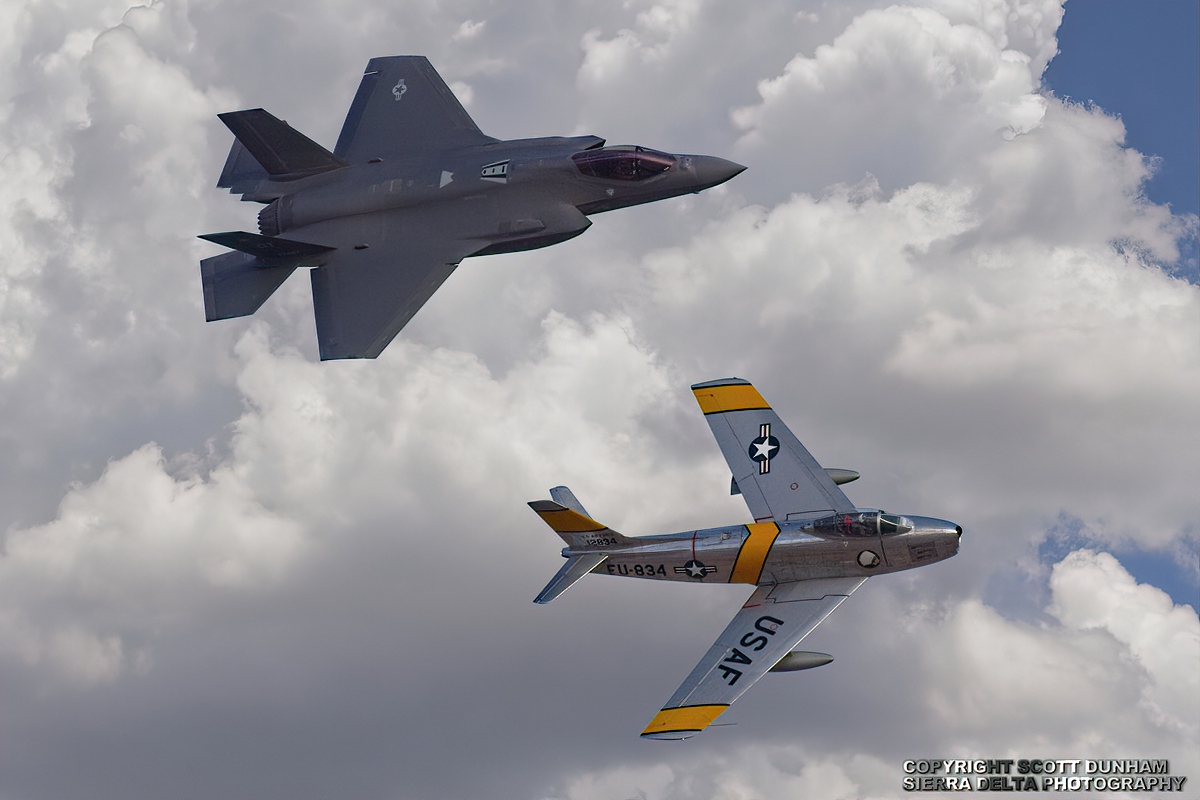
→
(529, 378, 962, 739)
(199, 56, 745, 360)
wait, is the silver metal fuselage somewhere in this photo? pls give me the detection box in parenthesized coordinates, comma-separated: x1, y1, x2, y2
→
(577, 513, 961, 586)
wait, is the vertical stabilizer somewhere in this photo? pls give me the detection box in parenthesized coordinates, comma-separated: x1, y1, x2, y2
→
(218, 109, 348, 178)
(217, 140, 268, 190)
(527, 499, 632, 549)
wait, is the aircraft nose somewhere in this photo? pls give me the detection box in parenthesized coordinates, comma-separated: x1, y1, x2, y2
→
(910, 516, 961, 538)
(689, 155, 746, 189)
(938, 520, 962, 537)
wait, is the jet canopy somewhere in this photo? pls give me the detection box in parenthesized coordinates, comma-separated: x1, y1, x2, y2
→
(572, 145, 675, 181)
(803, 511, 914, 538)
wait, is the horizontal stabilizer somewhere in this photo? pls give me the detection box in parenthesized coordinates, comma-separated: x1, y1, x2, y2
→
(200, 250, 297, 321)
(533, 553, 608, 604)
(218, 109, 349, 178)
(199, 231, 334, 261)
(549, 486, 591, 518)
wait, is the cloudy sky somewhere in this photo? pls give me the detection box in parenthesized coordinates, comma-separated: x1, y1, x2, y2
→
(1, 0, 1197, 797)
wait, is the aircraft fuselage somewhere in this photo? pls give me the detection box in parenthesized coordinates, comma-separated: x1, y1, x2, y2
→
(230, 135, 744, 259)
(576, 511, 961, 586)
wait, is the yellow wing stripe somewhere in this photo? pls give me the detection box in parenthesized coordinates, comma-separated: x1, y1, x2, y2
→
(730, 522, 781, 584)
(532, 506, 607, 534)
(693, 383, 771, 415)
(641, 704, 730, 737)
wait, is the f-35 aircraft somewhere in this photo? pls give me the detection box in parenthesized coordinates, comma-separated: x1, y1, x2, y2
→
(199, 56, 745, 360)
(529, 378, 961, 739)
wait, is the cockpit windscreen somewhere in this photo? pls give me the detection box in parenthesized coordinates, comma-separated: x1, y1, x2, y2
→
(572, 146, 675, 181)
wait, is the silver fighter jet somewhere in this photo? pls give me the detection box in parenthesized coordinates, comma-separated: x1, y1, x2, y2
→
(199, 56, 745, 360)
(529, 378, 961, 739)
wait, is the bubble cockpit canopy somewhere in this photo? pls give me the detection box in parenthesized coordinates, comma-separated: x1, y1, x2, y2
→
(803, 511, 914, 537)
(572, 145, 676, 181)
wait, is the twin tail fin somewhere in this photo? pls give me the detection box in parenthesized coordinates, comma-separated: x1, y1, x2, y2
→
(217, 109, 347, 182)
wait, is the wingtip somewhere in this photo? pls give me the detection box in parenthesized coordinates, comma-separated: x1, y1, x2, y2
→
(640, 704, 729, 740)
(640, 731, 696, 741)
(689, 377, 750, 391)
(691, 380, 769, 415)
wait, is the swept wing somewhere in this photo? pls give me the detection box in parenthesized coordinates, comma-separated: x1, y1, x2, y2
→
(641, 577, 866, 739)
(299, 209, 477, 360)
(691, 378, 855, 522)
(638, 379, 866, 739)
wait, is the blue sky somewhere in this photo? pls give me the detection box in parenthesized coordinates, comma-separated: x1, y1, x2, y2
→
(1044, 0, 1199, 606)
(1045, 0, 1199, 219)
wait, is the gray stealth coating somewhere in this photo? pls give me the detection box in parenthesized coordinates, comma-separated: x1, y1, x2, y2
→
(199, 56, 745, 360)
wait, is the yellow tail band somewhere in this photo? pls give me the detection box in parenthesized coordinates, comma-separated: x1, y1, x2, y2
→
(530, 503, 607, 534)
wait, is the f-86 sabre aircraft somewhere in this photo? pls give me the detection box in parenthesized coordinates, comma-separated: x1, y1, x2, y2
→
(529, 378, 961, 739)
(199, 56, 744, 360)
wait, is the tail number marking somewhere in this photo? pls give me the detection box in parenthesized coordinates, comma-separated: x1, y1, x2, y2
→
(582, 535, 619, 547)
(606, 563, 667, 577)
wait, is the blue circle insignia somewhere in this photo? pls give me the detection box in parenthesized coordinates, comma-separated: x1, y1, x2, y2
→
(748, 435, 780, 464)
(674, 559, 717, 580)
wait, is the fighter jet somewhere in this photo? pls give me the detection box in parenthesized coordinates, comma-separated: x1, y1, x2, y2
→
(199, 56, 745, 360)
(529, 378, 962, 739)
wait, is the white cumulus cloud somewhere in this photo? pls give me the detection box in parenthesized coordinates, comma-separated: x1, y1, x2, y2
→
(0, 0, 1195, 796)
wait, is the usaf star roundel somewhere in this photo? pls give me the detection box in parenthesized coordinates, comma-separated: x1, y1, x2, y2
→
(674, 559, 717, 580)
(748, 423, 780, 474)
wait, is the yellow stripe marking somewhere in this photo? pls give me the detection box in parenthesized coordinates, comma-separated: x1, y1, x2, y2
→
(730, 522, 781, 584)
(533, 507, 607, 534)
(693, 383, 771, 415)
(641, 704, 730, 737)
